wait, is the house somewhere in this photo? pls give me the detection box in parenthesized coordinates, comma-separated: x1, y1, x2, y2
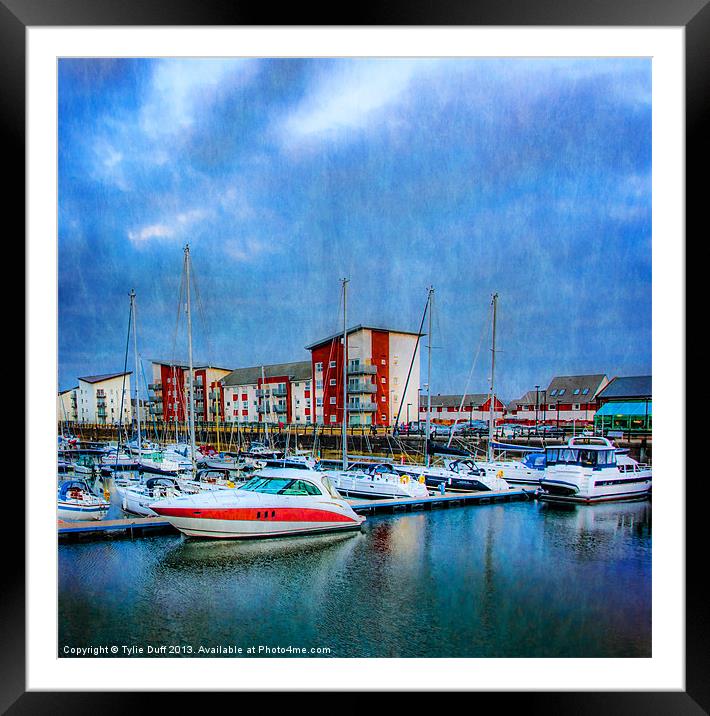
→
(419, 393, 506, 424)
(543, 374, 609, 423)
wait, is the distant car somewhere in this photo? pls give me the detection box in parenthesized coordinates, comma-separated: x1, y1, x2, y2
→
(498, 423, 524, 437)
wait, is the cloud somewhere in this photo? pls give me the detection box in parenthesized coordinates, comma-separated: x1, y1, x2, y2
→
(139, 59, 255, 139)
(127, 207, 212, 245)
(223, 237, 276, 262)
(278, 60, 437, 144)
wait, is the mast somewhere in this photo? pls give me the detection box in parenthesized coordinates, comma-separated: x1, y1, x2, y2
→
(424, 286, 434, 467)
(487, 292, 498, 462)
(341, 278, 349, 469)
(130, 289, 142, 453)
(261, 365, 269, 444)
(184, 245, 197, 475)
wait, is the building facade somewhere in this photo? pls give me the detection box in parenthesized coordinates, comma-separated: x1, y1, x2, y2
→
(306, 325, 421, 427)
(76, 372, 132, 424)
(220, 361, 313, 425)
(419, 393, 506, 424)
(57, 387, 78, 424)
(148, 361, 232, 424)
(594, 375, 652, 433)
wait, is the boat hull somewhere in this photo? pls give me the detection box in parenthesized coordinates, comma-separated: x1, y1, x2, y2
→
(57, 501, 110, 521)
(539, 469, 652, 504)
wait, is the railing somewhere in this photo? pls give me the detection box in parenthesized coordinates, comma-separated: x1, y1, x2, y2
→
(347, 363, 377, 375)
(348, 384, 377, 394)
(271, 387, 288, 397)
(348, 401, 377, 411)
(274, 404, 287, 413)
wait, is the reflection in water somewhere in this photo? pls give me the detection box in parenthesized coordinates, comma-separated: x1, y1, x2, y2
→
(59, 501, 651, 658)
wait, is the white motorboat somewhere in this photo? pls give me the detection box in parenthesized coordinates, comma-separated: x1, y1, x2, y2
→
(150, 467, 365, 539)
(57, 479, 110, 522)
(323, 462, 430, 499)
(115, 475, 199, 517)
(179, 468, 248, 492)
(538, 436, 652, 503)
(392, 459, 510, 493)
(474, 452, 547, 488)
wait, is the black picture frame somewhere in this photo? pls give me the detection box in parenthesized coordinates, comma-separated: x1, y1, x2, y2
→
(6, 0, 696, 710)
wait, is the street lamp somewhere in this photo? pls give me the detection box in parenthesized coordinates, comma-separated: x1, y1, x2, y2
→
(535, 385, 540, 432)
(406, 402, 411, 425)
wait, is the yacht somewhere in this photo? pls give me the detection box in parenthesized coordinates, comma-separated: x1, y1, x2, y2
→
(150, 467, 365, 539)
(538, 436, 652, 503)
(393, 459, 510, 493)
(322, 462, 430, 499)
(57, 479, 110, 521)
(474, 451, 547, 488)
(115, 475, 199, 517)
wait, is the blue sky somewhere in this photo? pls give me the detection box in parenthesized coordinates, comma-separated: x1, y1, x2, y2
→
(58, 58, 651, 399)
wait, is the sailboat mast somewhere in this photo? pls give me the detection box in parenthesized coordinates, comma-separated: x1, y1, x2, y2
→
(487, 292, 498, 462)
(185, 245, 197, 474)
(425, 286, 434, 467)
(261, 365, 269, 443)
(130, 289, 142, 453)
(341, 278, 349, 469)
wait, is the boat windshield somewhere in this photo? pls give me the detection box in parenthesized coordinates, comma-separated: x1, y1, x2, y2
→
(239, 476, 323, 496)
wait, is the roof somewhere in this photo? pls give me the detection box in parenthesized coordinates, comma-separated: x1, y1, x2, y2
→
(545, 374, 608, 400)
(78, 372, 132, 384)
(507, 389, 540, 409)
(149, 359, 232, 372)
(595, 400, 652, 417)
(305, 325, 424, 350)
(58, 386, 79, 395)
(418, 393, 503, 408)
(596, 375, 652, 401)
(221, 361, 312, 387)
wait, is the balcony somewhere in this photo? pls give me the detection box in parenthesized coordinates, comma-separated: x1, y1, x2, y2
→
(256, 389, 269, 398)
(348, 362, 377, 376)
(271, 387, 287, 397)
(148, 382, 162, 391)
(348, 401, 377, 412)
(348, 383, 377, 395)
(274, 404, 287, 413)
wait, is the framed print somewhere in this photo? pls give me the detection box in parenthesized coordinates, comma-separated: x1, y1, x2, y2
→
(7, 0, 699, 710)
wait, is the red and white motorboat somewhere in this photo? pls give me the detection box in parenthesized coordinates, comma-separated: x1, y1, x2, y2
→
(150, 467, 365, 539)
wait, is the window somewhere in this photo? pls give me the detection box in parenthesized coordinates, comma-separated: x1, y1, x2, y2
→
(315, 362, 323, 371)
(381, 359, 386, 365)
(558, 388, 566, 396)
(381, 396, 386, 402)
(329, 360, 336, 368)
(582, 388, 590, 395)
(330, 379, 336, 386)
(573, 388, 580, 395)
(305, 381, 311, 391)
(316, 398, 323, 407)
(316, 380, 323, 389)
(329, 415, 336, 423)
(330, 397, 336, 404)
(550, 389, 558, 396)
(573, 404, 580, 411)
(381, 414, 386, 420)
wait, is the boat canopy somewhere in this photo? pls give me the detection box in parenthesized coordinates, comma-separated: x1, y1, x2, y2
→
(491, 441, 544, 453)
(58, 480, 90, 498)
(427, 441, 471, 457)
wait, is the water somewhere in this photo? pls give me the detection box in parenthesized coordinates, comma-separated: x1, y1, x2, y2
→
(58, 500, 651, 657)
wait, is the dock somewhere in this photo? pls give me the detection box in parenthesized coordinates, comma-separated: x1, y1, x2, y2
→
(58, 488, 532, 541)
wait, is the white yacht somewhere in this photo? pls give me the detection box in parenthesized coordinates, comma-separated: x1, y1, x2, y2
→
(322, 462, 430, 500)
(393, 459, 510, 493)
(538, 436, 651, 503)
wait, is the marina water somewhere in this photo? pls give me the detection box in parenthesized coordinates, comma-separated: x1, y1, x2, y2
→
(59, 499, 651, 658)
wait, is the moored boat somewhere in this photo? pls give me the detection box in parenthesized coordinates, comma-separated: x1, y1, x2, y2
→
(150, 467, 365, 539)
(323, 462, 430, 499)
(57, 479, 110, 521)
(538, 436, 651, 503)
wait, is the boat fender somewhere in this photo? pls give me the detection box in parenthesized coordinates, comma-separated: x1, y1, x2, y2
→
(418, 475, 425, 484)
(400, 475, 409, 484)
(227, 481, 235, 488)
(496, 470, 504, 478)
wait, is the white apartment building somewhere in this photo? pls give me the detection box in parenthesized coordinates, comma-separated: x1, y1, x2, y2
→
(77, 372, 132, 425)
(57, 387, 78, 424)
(220, 361, 313, 425)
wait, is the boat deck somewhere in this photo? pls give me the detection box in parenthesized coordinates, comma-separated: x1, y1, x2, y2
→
(58, 488, 532, 541)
